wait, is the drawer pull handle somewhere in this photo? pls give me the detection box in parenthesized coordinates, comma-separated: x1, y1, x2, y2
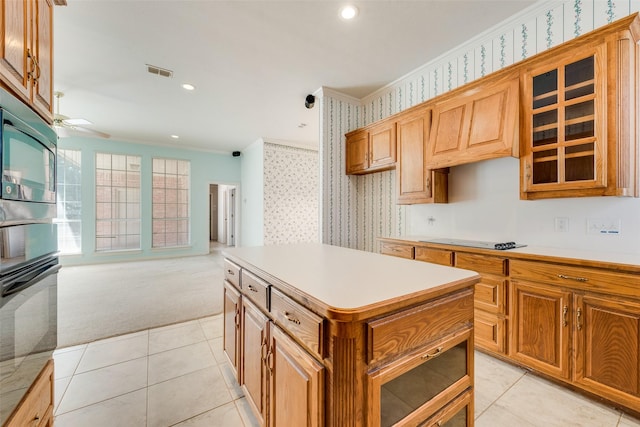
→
(562, 305, 568, 327)
(247, 284, 259, 293)
(558, 274, 588, 282)
(284, 312, 301, 325)
(576, 308, 583, 331)
(226, 269, 234, 275)
(421, 346, 443, 360)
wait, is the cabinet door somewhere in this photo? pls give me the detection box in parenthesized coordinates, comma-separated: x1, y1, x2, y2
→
(397, 108, 448, 204)
(521, 46, 607, 198)
(345, 129, 369, 175)
(427, 74, 519, 168)
(30, 0, 53, 119)
(242, 298, 269, 426)
(369, 121, 396, 171)
(268, 323, 324, 427)
(510, 280, 571, 379)
(223, 281, 241, 380)
(0, 0, 30, 99)
(574, 293, 640, 406)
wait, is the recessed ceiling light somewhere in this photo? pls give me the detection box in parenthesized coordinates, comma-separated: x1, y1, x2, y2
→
(340, 5, 358, 20)
(171, 135, 179, 139)
(182, 83, 195, 91)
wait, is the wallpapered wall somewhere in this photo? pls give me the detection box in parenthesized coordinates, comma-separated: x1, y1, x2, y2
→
(320, 0, 640, 254)
(263, 142, 319, 245)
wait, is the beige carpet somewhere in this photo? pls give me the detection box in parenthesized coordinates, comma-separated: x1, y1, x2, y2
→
(57, 244, 226, 347)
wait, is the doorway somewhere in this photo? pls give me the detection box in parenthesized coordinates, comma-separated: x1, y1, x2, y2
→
(209, 184, 237, 247)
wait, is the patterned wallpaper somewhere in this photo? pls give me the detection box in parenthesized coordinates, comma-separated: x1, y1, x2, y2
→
(263, 142, 319, 245)
(320, 0, 640, 252)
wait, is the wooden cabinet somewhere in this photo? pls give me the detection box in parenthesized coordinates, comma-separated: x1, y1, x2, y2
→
(345, 121, 396, 175)
(223, 280, 242, 379)
(415, 246, 454, 266)
(0, 0, 54, 122)
(510, 258, 640, 412)
(427, 72, 519, 169)
(509, 279, 571, 379)
(520, 14, 639, 199)
(456, 252, 509, 354)
(268, 322, 325, 427)
(242, 298, 269, 426)
(396, 107, 448, 204)
(224, 247, 478, 426)
(4, 359, 54, 427)
(573, 293, 640, 410)
(380, 240, 415, 259)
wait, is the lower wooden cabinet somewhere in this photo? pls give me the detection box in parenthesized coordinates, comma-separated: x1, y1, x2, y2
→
(242, 298, 269, 426)
(509, 280, 571, 379)
(223, 280, 242, 379)
(573, 293, 640, 409)
(268, 323, 325, 427)
(5, 359, 54, 427)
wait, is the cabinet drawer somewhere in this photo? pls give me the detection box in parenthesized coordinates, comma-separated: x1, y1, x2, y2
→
(474, 310, 506, 354)
(474, 276, 507, 314)
(415, 247, 454, 266)
(380, 242, 414, 259)
(224, 259, 241, 288)
(455, 252, 507, 276)
(367, 288, 474, 364)
(510, 259, 640, 299)
(241, 270, 270, 312)
(6, 359, 53, 427)
(270, 287, 323, 358)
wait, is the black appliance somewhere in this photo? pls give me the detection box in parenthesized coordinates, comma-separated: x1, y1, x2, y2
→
(0, 87, 58, 425)
(419, 238, 526, 251)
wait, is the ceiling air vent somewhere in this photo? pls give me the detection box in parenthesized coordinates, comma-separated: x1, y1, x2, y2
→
(146, 64, 173, 78)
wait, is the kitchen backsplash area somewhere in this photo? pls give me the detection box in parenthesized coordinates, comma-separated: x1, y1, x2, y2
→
(320, 0, 640, 256)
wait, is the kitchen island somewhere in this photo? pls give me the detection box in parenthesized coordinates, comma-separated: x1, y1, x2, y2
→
(222, 243, 480, 426)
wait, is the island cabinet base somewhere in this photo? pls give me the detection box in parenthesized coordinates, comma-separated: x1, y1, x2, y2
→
(222, 244, 479, 427)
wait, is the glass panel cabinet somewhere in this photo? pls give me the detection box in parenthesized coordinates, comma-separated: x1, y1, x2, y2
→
(522, 47, 606, 195)
(369, 330, 473, 426)
(521, 15, 639, 199)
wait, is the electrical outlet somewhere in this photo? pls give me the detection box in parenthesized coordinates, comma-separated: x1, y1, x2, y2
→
(554, 217, 569, 232)
(587, 218, 621, 235)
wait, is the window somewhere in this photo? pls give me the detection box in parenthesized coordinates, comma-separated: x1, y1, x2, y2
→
(95, 153, 141, 251)
(152, 158, 190, 248)
(55, 149, 82, 254)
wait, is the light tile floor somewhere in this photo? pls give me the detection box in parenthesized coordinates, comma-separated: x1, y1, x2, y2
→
(53, 315, 640, 427)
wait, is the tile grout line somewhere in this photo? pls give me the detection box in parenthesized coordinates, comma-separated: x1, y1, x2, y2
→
(474, 369, 528, 421)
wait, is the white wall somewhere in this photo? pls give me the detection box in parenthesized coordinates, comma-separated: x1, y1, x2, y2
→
(320, 0, 640, 255)
(240, 139, 264, 247)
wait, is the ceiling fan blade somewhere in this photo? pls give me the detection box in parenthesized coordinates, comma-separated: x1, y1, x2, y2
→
(70, 125, 111, 139)
(54, 124, 110, 139)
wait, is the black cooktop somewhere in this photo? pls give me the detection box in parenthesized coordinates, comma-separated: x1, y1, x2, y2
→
(419, 238, 526, 251)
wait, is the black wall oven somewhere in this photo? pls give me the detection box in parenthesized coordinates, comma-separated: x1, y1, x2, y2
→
(0, 87, 58, 425)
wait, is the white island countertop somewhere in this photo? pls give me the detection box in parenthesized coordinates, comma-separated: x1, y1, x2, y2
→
(223, 243, 480, 320)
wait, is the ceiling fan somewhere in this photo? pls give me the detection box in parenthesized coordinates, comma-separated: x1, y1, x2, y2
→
(53, 91, 110, 139)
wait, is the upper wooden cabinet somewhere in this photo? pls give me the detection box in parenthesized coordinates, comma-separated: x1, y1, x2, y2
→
(520, 14, 640, 199)
(345, 121, 396, 175)
(396, 106, 448, 204)
(427, 71, 520, 169)
(0, 0, 54, 122)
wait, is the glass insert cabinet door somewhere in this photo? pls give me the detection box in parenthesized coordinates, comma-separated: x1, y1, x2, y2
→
(523, 46, 607, 192)
(367, 330, 473, 426)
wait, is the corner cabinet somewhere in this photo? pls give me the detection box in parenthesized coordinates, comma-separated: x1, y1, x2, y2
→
(396, 106, 448, 204)
(520, 14, 640, 199)
(0, 0, 54, 122)
(345, 121, 396, 175)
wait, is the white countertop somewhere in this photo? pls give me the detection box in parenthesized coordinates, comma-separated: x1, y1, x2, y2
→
(223, 243, 479, 312)
(393, 236, 640, 269)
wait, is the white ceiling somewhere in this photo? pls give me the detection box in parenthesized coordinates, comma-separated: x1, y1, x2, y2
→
(53, 0, 536, 153)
